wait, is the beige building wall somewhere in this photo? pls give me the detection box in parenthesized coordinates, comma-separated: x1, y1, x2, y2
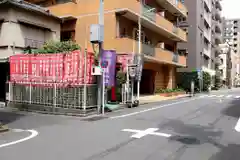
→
(0, 7, 61, 60)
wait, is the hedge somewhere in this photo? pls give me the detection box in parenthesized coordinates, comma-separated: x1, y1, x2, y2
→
(177, 71, 211, 92)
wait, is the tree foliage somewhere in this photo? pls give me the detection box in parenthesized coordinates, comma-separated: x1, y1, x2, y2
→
(24, 41, 81, 54)
(177, 71, 211, 92)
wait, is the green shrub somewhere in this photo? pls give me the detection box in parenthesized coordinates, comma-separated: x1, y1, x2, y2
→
(177, 71, 211, 92)
(115, 72, 126, 102)
(25, 41, 81, 54)
(155, 88, 184, 93)
(202, 71, 211, 91)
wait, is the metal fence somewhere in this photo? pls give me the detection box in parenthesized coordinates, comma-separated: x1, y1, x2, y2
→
(8, 82, 98, 115)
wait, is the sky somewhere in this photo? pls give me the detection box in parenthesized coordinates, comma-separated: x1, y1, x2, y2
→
(221, 0, 240, 19)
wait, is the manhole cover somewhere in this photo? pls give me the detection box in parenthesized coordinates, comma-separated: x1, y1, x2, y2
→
(82, 116, 107, 122)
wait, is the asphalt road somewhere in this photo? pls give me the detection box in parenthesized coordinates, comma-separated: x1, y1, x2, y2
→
(1, 89, 240, 160)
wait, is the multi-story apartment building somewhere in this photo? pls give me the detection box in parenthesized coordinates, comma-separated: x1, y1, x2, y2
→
(25, 0, 188, 94)
(178, 0, 222, 78)
(223, 18, 240, 54)
(222, 18, 240, 83)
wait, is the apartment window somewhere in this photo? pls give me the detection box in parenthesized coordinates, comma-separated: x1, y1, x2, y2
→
(61, 31, 75, 41)
(133, 29, 152, 45)
(220, 58, 223, 64)
(120, 28, 127, 37)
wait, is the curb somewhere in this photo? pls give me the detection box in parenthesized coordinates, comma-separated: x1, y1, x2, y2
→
(139, 94, 191, 105)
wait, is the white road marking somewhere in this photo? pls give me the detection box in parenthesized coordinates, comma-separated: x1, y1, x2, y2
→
(0, 129, 38, 148)
(216, 95, 224, 98)
(110, 98, 199, 119)
(208, 95, 217, 97)
(199, 95, 207, 98)
(235, 96, 240, 98)
(226, 95, 232, 98)
(235, 118, 240, 132)
(122, 128, 171, 139)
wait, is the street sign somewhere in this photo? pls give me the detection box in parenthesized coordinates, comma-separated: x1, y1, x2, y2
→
(133, 54, 144, 81)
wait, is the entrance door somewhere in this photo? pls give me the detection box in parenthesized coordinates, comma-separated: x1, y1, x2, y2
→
(140, 69, 155, 95)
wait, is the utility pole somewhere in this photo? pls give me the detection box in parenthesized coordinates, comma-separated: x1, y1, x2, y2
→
(226, 46, 232, 89)
(136, 0, 142, 101)
(97, 0, 104, 113)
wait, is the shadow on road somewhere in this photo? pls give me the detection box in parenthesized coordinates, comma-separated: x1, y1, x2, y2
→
(159, 119, 223, 145)
(222, 98, 240, 118)
(0, 110, 25, 125)
(158, 119, 240, 159)
(208, 144, 240, 160)
(159, 97, 240, 159)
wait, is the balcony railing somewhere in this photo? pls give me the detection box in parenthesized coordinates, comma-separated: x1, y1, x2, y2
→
(204, 29, 211, 42)
(204, 11, 211, 26)
(114, 37, 183, 65)
(142, 4, 156, 22)
(24, 38, 44, 49)
(161, 0, 188, 17)
(203, 47, 211, 57)
(172, 52, 179, 63)
(113, 0, 187, 41)
(204, 0, 211, 12)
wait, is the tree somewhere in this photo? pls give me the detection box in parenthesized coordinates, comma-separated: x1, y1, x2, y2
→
(27, 41, 81, 54)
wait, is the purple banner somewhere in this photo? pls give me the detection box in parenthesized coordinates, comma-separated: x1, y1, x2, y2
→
(101, 50, 117, 87)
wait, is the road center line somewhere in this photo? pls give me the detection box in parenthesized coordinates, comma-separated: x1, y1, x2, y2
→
(110, 97, 199, 119)
(0, 129, 38, 148)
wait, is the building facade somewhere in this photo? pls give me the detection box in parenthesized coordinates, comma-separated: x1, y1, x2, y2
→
(178, 0, 222, 78)
(0, 0, 61, 101)
(222, 18, 240, 85)
(0, 0, 61, 61)
(26, 0, 188, 94)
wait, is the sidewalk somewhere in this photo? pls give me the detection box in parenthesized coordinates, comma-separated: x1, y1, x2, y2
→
(139, 94, 190, 105)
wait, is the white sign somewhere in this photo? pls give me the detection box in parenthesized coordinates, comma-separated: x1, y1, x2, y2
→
(122, 128, 171, 139)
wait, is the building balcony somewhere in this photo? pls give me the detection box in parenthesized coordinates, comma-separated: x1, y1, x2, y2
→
(204, 29, 211, 42)
(215, 10, 221, 21)
(215, 0, 222, 11)
(156, 0, 188, 18)
(204, 12, 211, 26)
(113, 37, 186, 66)
(203, 47, 211, 58)
(204, 0, 212, 12)
(114, 1, 187, 42)
(215, 46, 222, 56)
(215, 24, 222, 34)
(215, 34, 222, 45)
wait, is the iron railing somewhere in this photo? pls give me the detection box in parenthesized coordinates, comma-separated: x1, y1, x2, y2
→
(8, 82, 98, 114)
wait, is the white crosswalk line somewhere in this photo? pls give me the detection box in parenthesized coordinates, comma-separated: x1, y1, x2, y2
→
(216, 95, 224, 98)
(235, 96, 240, 98)
(208, 95, 216, 97)
(199, 95, 207, 98)
(226, 95, 232, 98)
